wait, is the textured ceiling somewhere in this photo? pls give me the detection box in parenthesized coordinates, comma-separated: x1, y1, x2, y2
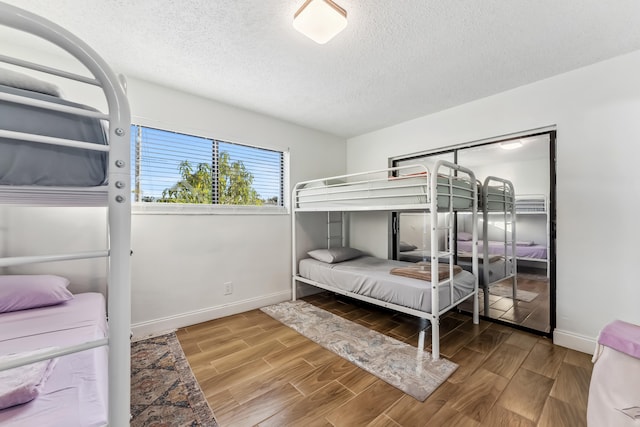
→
(3, 0, 640, 137)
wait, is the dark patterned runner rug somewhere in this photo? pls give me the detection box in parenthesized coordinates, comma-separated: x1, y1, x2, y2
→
(131, 332, 218, 426)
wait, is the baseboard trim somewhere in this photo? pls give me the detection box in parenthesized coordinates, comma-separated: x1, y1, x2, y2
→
(553, 329, 597, 355)
(131, 290, 291, 340)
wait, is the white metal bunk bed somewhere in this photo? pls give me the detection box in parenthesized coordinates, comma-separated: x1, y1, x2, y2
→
(479, 176, 517, 314)
(291, 161, 479, 360)
(458, 194, 547, 264)
(0, 3, 130, 426)
(397, 176, 517, 315)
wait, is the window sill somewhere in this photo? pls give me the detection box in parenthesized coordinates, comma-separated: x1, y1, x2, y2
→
(132, 203, 288, 215)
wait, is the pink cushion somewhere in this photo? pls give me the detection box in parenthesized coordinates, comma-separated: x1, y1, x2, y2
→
(0, 275, 73, 313)
(598, 320, 640, 359)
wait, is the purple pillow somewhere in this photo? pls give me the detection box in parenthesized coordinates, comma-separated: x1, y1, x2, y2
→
(0, 275, 73, 313)
(457, 232, 473, 241)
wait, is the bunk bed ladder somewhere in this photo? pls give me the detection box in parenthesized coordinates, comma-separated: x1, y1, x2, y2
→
(327, 211, 345, 248)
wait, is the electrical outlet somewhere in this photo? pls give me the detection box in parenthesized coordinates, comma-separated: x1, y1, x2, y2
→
(224, 281, 233, 295)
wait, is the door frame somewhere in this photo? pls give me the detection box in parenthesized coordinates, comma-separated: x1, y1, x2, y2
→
(389, 128, 557, 337)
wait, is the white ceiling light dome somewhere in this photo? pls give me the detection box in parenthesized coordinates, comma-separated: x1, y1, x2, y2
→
(293, 0, 347, 44)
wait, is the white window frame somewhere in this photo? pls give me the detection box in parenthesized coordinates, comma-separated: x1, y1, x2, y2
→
(130, 124, 290, 215)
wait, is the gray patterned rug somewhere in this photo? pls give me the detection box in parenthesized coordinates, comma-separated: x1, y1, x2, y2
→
(261, 300, 458, 401)
(131, 332, 218, 426)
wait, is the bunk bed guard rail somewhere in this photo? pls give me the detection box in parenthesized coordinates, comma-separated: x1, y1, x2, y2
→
(0, 3, 132, 426)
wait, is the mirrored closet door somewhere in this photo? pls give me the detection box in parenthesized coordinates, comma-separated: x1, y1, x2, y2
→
(391, 131, 555, 335)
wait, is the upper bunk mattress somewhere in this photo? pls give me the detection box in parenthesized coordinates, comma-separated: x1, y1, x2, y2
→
(0, 292, 108, 427)
(482, 185, 515, 211)
(298, 256, 476, 313)
(295, 175, 474, 211)
(0, 84, 107, 187)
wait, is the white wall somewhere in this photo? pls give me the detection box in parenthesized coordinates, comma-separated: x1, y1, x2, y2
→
(347, 49, 640, 353)
(126, 78, 346, 336)
(1, 40, 346, 337)
(470, 157, 549, 196)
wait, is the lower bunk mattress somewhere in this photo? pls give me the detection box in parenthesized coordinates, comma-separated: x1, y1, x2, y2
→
(457, 239, 547, 260)
(299, 256, 476, 313)
(0, 293, 108, 427)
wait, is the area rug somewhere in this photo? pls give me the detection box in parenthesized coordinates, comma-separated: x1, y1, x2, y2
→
(261, 300, 458, 401)
(489, 283, 539, 302)
(131, 332, 219, 427)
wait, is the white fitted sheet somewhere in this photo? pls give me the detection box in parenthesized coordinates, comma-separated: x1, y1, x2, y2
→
(0, 293, 108, 427)
(296, 175, 474, 210)
(588, 345, 640, 426)
(299, 256, 476, 312)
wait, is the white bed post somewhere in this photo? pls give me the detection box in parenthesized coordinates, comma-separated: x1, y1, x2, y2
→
(430, 163, 441, 360)
(108, 112, 132, 427)
(86, 38, 132, 427)
(482, 180, 491, 315)
(471, 172, 479, 325)
(508, 181, 517, 302)
(291, 185, 298, 301)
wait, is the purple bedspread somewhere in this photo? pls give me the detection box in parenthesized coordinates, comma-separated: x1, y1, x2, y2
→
(598, 320, 640, 359)
(0, 293, 108, 426)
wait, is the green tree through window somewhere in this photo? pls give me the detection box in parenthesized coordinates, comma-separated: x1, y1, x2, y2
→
(131, 125, 284, 206)
(159, 154, 262, 205)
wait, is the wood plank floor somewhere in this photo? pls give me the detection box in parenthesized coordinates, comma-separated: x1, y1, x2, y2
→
(177, 292, 591, 426)
(458, 271, 550, 333)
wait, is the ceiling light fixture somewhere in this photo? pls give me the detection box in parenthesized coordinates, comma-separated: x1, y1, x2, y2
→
(293, 0, 347, 44)
(500, 140, 524, 150)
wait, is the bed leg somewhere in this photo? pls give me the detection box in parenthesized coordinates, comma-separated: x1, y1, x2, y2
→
(479, 288, 485, 325)
(431, 319, 440, 360)
(417, 318, 430, 351)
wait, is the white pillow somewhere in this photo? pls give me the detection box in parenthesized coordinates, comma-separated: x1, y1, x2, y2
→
(307, 247, 363, 264)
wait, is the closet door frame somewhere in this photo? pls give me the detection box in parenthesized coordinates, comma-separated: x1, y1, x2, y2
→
(389, 129, 557, 338)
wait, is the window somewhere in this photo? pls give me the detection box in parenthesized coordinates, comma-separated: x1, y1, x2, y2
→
(130, 125, 286, 208)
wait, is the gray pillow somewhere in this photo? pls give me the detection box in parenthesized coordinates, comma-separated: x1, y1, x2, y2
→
(0, 68, 61, 97)
(307, 247, 363, 264)
(399, 241, 417, 252)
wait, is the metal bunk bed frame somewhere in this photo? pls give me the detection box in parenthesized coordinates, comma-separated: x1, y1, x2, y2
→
(291, 160, 479, 360)
(481, 176, 517, 314)
(0, 3, 131, 426)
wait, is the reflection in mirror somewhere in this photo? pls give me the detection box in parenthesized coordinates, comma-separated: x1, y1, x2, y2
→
(458, 135, 550, 332)
(393, 133, 552, 333)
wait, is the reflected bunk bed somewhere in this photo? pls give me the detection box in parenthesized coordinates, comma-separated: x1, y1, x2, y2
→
(291, 161, 479, 360)
(457, 194, 547, 265)
(0, 3, 131, 427)
(478, 176, 517, 314)
(396, 176, 517, 315)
